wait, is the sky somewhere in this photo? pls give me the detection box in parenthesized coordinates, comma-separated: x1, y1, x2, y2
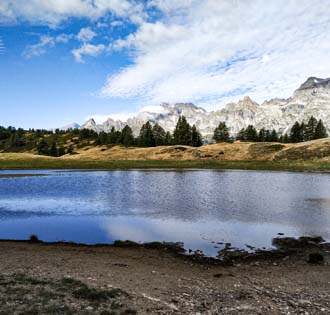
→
(1, 0, 330, 129)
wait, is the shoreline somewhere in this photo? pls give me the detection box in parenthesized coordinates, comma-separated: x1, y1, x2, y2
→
(1, 158, 330, 173)
(0, 235, 327, 263)
(0, 238, 329, 314)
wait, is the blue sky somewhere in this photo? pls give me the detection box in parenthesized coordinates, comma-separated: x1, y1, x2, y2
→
(1, 0, 330, 129)
(0, 17, 139, 128)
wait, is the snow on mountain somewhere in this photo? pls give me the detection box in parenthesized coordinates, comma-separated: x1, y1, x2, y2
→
(78, 77, 330, 138)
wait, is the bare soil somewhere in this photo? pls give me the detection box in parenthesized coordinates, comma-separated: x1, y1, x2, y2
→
(0, 240, 330, 314)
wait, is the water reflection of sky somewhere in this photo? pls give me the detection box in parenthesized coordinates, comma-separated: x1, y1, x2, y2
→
(0, 169, 330, 256)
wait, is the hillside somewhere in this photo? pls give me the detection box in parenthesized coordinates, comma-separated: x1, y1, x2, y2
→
(61, 138, 330, 162)
(1, 138, 330, 165)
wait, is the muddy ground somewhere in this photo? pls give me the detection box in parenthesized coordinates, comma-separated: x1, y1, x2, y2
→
(0, 239, 330, 314)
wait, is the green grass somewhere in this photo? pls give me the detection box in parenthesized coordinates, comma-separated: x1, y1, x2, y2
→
(0, 157, 330, 172)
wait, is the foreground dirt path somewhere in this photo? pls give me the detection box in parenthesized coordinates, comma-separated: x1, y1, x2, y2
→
(0, 241, 329, 314)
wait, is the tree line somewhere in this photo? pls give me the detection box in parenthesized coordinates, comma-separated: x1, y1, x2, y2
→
(0, 116, 203, 156)
(213, 116, 328, 143)
(0, 115, 328, 156)
(95, 116, 203, 147)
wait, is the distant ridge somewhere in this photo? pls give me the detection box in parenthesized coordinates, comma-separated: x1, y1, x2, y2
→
(69, 77, 330, 138)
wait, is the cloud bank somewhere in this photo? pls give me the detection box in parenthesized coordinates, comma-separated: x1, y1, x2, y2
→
(3, 0, 330, 109)
(23, 34, 73, 58)
(101, 0, 330, 108)
(0, 0, 145, 25)
(76, 27, 96, 42)
(72, 43, 105, 63)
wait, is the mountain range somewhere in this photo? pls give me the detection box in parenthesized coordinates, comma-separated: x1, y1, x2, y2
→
(64, 77, 330, 139)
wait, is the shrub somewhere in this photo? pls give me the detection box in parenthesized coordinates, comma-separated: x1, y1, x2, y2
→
(29, 234, 39, 243)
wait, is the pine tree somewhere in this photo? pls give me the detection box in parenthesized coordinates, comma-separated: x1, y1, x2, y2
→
(304, 116, 318, 141)
(173, 116, 192, 145)
(270, 129, 279, 142)
(114, 131, 121, 144)
(152, 123, 166, 146)
(109, 127, 118, 144)
(121, 125, 135, 146)
(289, 121, 303, 143)
(138, 122, 155, 147)
(97, 131, 109, 145)
(37, 140, 49, 156)
(213, 122, 229, 142)
(245, 125, 258, 141)
(282, 134, 289, 143)
(191, 125, 203, 147)
(0, 127, 11, 140)
(49, 142, 58, 157)
(264, 130, 271, 142)
(236, 128, 246, 141)
(258, 128, 266, 142)
(300, 122, 305, 141)
(58, 146, 65, 156)
(164, 131, 173, 146)
(314, 119, 328, 139)
(9, 129, 25, 147)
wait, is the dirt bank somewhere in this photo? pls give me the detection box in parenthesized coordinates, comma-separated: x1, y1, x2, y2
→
(0, 240, 330, 314)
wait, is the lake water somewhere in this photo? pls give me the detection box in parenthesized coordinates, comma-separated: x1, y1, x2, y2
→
(0, 169, 330, 256)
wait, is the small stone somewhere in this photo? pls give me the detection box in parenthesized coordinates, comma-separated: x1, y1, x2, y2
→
(168, 303, 179, 311)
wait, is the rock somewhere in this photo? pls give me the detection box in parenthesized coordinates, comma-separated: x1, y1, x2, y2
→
(272, 236, 324, 250)
(308, 253, 324, 264)
(168, 303, 179, 311)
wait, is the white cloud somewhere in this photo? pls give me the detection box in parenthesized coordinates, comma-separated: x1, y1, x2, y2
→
(22, 35, 55, 58)
(0, 0, 146, 26)
(22, 33, 73, 58)
(101, 0, 330, 108)
(55, 33, 73, 43)
(5, 0, 330, 110)
(147, 0, 196, 14)
(76, 27, 96, 42)
(87, 106, 169, 124)
(110, 20, 123, 27)
(97, 21, 108, 28)
(139, 105, 167, 114)
(72, 43, 105, 63)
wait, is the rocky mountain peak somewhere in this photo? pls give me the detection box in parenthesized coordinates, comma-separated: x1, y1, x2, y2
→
(238, 96, 259, 107)
(163, 102, 205, 115)
(80, 118, 96, 129)
(242, 96, 255, 103)
(298, 77, 330, 90)
(75, 76, 330, 139)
